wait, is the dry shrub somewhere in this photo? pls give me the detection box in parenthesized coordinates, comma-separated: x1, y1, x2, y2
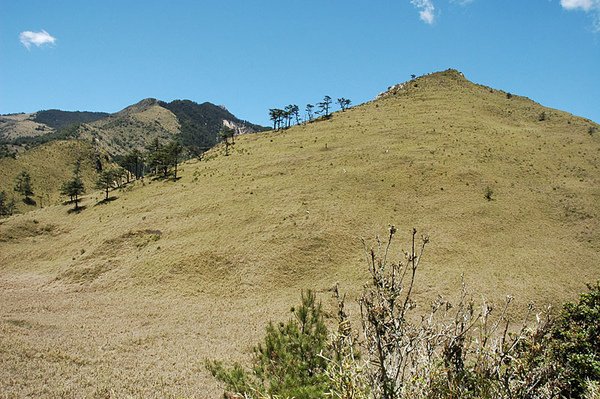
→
(326, 227, 561, 399)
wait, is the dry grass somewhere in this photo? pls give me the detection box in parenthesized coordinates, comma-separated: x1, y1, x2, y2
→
(0, 140, 99, 213)
(78, 102, 180, 156)
(0, 70, 599, 397)
(0, 113, 52, 141)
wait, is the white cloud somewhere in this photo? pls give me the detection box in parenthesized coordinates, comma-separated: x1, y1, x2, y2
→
(19, 30, 57, 50)
(411, 0, 436, 24)
(561, 0, 600, 31)
(451, 0, 475, 5)
(561, 0, 596, 11)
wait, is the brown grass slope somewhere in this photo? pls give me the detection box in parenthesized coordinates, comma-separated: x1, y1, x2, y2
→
(0, 113, 52, 141)
(0, 69, 599, 398)
(0, 140, 99, 213)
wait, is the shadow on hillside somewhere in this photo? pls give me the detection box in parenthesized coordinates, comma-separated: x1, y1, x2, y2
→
(23, 198, 37, 206)
(150, 175, 181, 182)
(67, 205, 87, 214)
(95, 196, 118, 206)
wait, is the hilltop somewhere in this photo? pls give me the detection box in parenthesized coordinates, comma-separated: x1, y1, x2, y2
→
(0, 70, 599, 397)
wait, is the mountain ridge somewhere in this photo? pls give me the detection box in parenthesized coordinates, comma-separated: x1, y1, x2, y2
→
(0, 98, 267, 156)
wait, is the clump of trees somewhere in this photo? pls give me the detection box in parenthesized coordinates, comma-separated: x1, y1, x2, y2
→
(118, 137, 185, 181)
(208, 227, 600, 399)
(269, 95, 351, 130)
(219, 127, 235, 156)
(60, 160, 85, 211)
(144, 138, 184, 180)
(95, 167, 127, 201)
(13, 170, 35, 204)
(58, 137, 186, 213)
(118, 149, 144, 181)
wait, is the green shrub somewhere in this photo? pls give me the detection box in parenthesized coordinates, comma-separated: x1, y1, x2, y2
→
(206, 290, 330, 399)
(550, 282, 600, 398)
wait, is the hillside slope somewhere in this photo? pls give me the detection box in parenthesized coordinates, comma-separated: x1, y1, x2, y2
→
(77, 98, 181, 156)
(0, 70, 599, 397)
(0, 113, 51, 141)
(0, 99, 267, 212)
(0, 140, 100, 213)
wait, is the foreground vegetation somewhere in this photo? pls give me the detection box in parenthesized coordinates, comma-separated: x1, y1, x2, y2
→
(208, 229, 600, 399)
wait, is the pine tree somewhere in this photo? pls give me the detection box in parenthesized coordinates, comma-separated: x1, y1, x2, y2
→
(146, 137, 162, 176)
(119, 149, 144, 182)
(337, 98, 351, 111)
(14, 170, 34, 204)
(317, 96, 332, 118)
(163, 140, 184, 179)
(219, 127, 234, 156)
(61, 160, 85, 211)
(206, 290, 330, 399)
(306, 104, 315, 122)
(95, 169, 116, 200)
(290, 104, 301, 125)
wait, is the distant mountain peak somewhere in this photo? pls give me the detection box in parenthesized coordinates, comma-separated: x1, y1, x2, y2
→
(118, 98, 159, 115)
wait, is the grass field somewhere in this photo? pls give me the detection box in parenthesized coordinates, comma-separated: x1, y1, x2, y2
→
(1, 70, 599, 398)
(0, 140, 99, 214)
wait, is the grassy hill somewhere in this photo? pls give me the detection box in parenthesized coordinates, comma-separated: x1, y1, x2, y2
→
(77, 98, 181, 156)
(0, 98, 267, 213)
(0, 110, 108, 150)
(0, 140, 99, 213)
(0, 69, 599, 397)
(0, 113, 51, 142)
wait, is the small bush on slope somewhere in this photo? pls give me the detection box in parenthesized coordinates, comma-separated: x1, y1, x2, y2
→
(206, 290, 330, 399)
(550, 281, 600, 398)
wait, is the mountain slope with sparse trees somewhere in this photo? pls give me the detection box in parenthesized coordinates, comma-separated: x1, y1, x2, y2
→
(0, 69, 598, 397)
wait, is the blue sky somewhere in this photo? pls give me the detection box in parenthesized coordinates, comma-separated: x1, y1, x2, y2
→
(1, 0, 599, 126)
